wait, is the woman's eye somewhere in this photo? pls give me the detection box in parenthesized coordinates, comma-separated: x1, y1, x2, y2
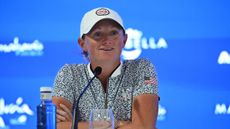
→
(111, 30, 118, 35)
(93, 32, 101, 38)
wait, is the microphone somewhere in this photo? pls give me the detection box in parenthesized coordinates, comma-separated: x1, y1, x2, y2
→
(71, 66, 102, 129)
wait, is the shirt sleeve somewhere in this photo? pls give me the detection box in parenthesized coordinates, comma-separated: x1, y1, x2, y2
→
(52, 64, 75, 104)
(133, 58, 159, 97)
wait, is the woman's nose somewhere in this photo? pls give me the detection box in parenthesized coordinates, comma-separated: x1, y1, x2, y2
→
(101, 35, 113, 44)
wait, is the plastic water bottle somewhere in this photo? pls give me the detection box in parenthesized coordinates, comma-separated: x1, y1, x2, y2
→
(37, 87, 56, 129)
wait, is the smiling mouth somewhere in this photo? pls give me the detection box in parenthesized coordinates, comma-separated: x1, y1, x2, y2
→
(99, 48, 114, 51)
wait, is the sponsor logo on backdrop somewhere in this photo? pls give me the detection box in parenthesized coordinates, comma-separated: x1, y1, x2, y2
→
(0, 97, 33, 128)
(214, 103, 230, 115)
(1, 29, 167, 59)
(218, 50, 230, 64)
(122, 28, 168, 60)
(0, 37, 44, 56)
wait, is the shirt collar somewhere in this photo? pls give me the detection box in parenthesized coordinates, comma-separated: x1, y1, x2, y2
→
(87, 62, 122, 78)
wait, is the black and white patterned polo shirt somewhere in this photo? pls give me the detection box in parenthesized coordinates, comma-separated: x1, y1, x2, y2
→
(52, 58, 158, 121)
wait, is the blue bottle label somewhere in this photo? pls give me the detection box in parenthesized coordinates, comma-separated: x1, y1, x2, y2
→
(37, 103, 56, 129)
(37, 105, 47, 129)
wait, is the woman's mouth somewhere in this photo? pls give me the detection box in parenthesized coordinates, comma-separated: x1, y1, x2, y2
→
(99, 48, 114, 51)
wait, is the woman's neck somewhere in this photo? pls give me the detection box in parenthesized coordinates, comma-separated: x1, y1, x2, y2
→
(91, 60, 120, 77)
(90, 60, 120, 90)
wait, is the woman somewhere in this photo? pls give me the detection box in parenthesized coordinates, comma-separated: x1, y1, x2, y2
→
(52, 7, 159, 129)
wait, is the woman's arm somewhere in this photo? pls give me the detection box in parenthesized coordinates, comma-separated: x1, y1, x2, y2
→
(117, 94, 159, 129)
(52, 94, 159, 129)
(52, 96, 90, 129)
(52, 97, 72, 122)
(56, 121, 89, 129)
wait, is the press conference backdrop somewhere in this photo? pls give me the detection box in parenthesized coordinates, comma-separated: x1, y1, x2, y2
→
(0, 0, 230, 129)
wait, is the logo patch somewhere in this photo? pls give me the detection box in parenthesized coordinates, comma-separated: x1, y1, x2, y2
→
(144, 76, 158, 86)
(96, 8, 110, 16)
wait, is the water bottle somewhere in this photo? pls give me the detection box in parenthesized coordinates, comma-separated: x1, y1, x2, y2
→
(37, 87, 56, 129)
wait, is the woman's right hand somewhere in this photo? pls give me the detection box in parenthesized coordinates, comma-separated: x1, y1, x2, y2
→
(52, 96, 73, 123)
(56, 103, 73, 122)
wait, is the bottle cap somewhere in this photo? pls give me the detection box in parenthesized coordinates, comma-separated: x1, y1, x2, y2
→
(40, 87, 52, 100)
(40, 87, 52, 92)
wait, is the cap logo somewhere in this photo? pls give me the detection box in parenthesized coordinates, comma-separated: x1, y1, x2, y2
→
(96, 8, 110, 16)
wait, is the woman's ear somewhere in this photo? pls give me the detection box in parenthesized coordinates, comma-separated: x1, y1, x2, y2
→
(78, 38, 87, 51)
(122, 34, 128, 48)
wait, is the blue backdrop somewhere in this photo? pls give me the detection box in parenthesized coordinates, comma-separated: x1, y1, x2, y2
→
(1, 0, 230, 129)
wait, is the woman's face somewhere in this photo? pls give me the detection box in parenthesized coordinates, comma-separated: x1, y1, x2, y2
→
(80, 19, 127, 64)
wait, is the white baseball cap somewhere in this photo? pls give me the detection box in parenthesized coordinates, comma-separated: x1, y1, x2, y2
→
(80, 7, 125, 37)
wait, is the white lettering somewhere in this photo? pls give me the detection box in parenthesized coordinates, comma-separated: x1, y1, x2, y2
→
(215, 104, 230, 114)
(141, 38, 149, 49)
(218, 50, 230, 64)
(122, 28, 168, 60)
(10, 115, 27, 125)
(158, 104, 167, 121)
(0, 37, 44, 56)
(0, 97, 33, 115)
(149, 37, 157, 49)
(0, 117, 6, 128)
(157, 38, 168, 48)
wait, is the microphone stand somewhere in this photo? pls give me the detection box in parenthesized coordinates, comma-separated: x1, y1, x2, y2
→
(71, 66, 102, 129)
(71, 76, 96, 129)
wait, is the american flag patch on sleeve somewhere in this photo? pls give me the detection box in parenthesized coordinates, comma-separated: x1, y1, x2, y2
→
(144, 76, 158, 86)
